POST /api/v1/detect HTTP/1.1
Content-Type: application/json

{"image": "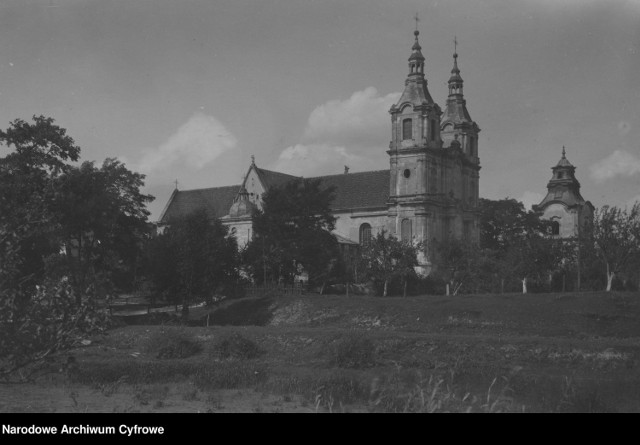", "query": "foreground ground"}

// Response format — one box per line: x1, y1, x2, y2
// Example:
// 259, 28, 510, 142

3, 291, 640, 413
